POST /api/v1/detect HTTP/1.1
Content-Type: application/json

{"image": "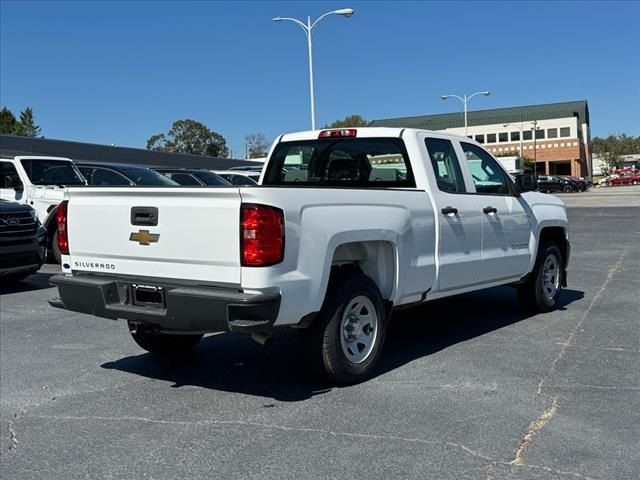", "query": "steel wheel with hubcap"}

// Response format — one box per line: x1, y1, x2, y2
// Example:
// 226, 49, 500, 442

518, 241, 563, 312
340, 295, 379, 364
304, 270, 387, 384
